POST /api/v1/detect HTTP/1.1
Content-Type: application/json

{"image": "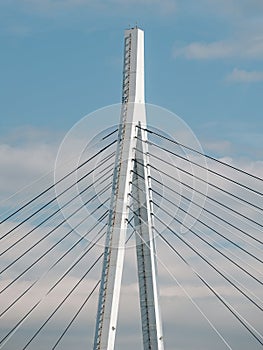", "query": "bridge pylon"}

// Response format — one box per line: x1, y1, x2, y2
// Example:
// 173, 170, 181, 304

93, 27, 164, 350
